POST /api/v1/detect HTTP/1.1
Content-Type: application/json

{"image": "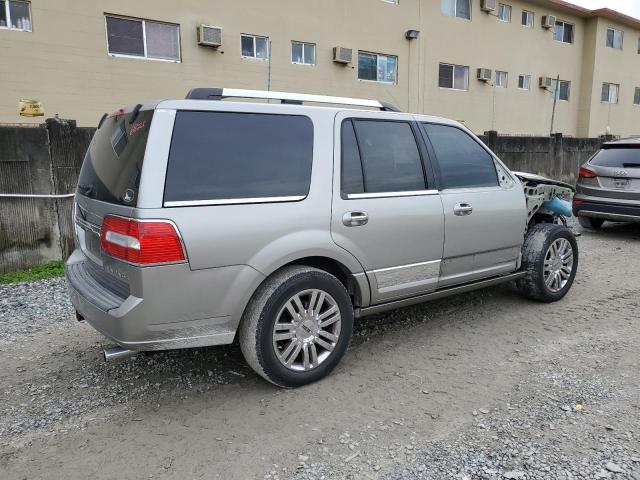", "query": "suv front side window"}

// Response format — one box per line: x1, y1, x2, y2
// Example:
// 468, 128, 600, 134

341, 119, 426, 196
423, 124, 498, 189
